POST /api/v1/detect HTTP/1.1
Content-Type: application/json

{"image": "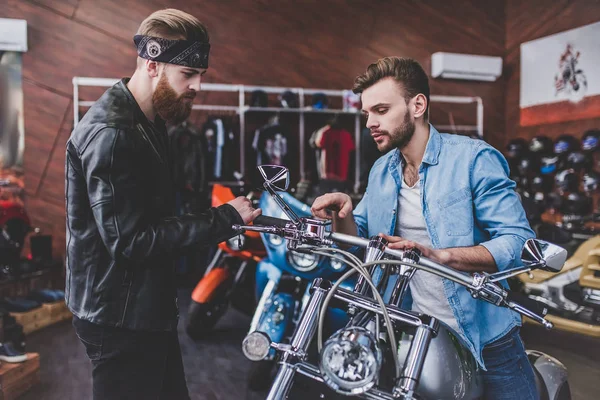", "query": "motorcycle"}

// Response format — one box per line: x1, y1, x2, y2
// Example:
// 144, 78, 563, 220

516, 221, 600, 337
246, 182, 349, 390
239, 165, 571, 400
186, 184, 266, 338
